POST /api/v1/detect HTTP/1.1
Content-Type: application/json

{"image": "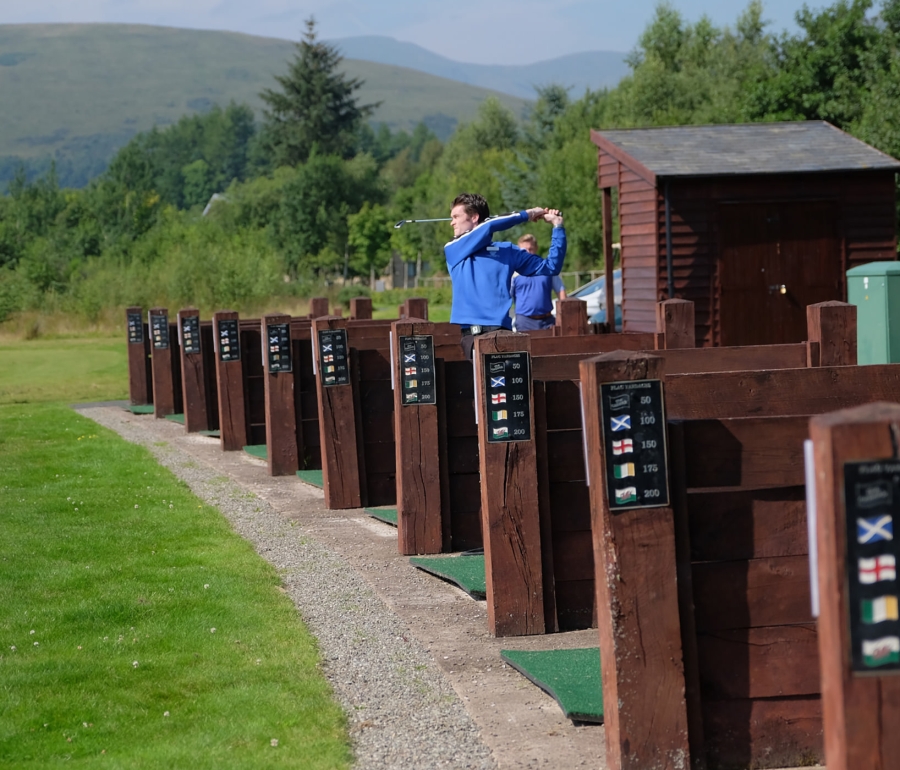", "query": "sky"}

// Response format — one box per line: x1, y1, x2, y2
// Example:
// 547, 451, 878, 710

2, 0, 817, 65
